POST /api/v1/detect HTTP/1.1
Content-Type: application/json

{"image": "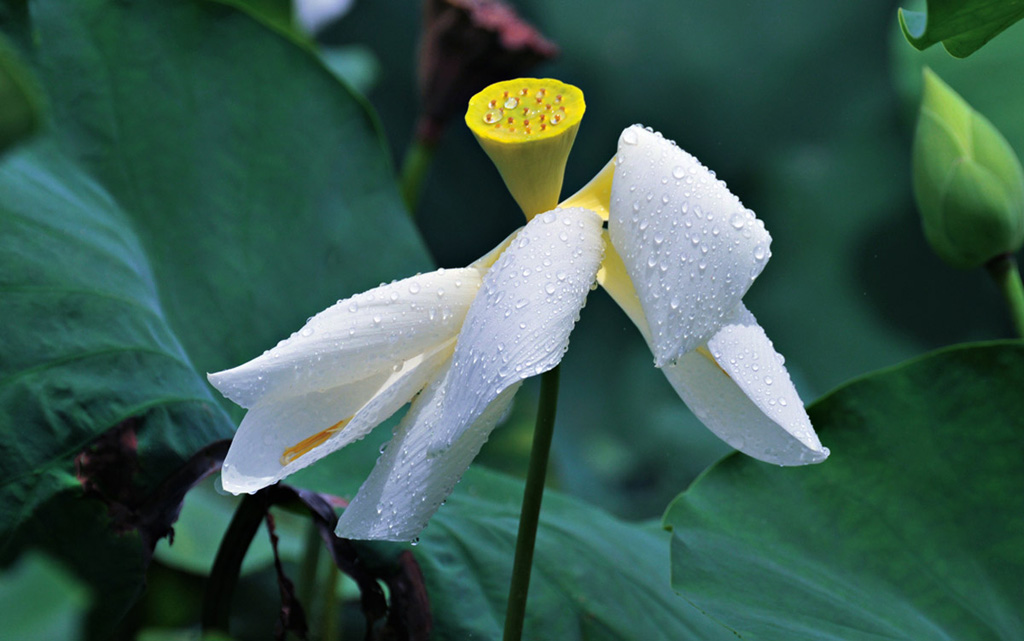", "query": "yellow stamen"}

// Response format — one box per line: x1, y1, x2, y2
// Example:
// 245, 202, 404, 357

280, 416, 353, 466
596, 232, 648, 337
696, 345, 730, 377
596, 241, 732, 379
465, 78, 585, 220
559, 156, 615, 221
